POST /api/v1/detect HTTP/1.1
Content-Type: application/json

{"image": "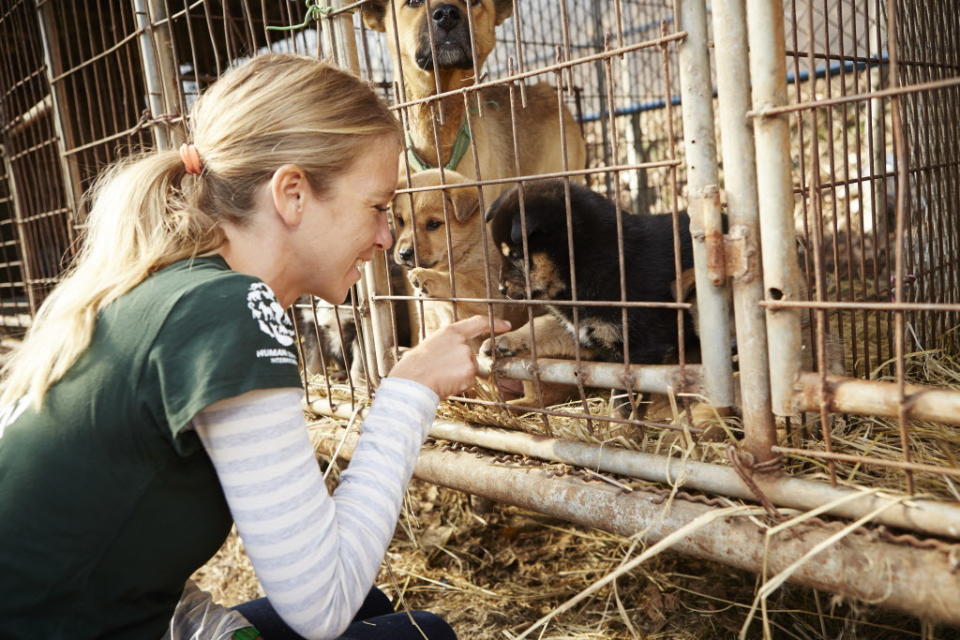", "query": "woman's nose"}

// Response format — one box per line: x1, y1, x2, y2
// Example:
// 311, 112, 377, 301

374, 216, 393, 251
